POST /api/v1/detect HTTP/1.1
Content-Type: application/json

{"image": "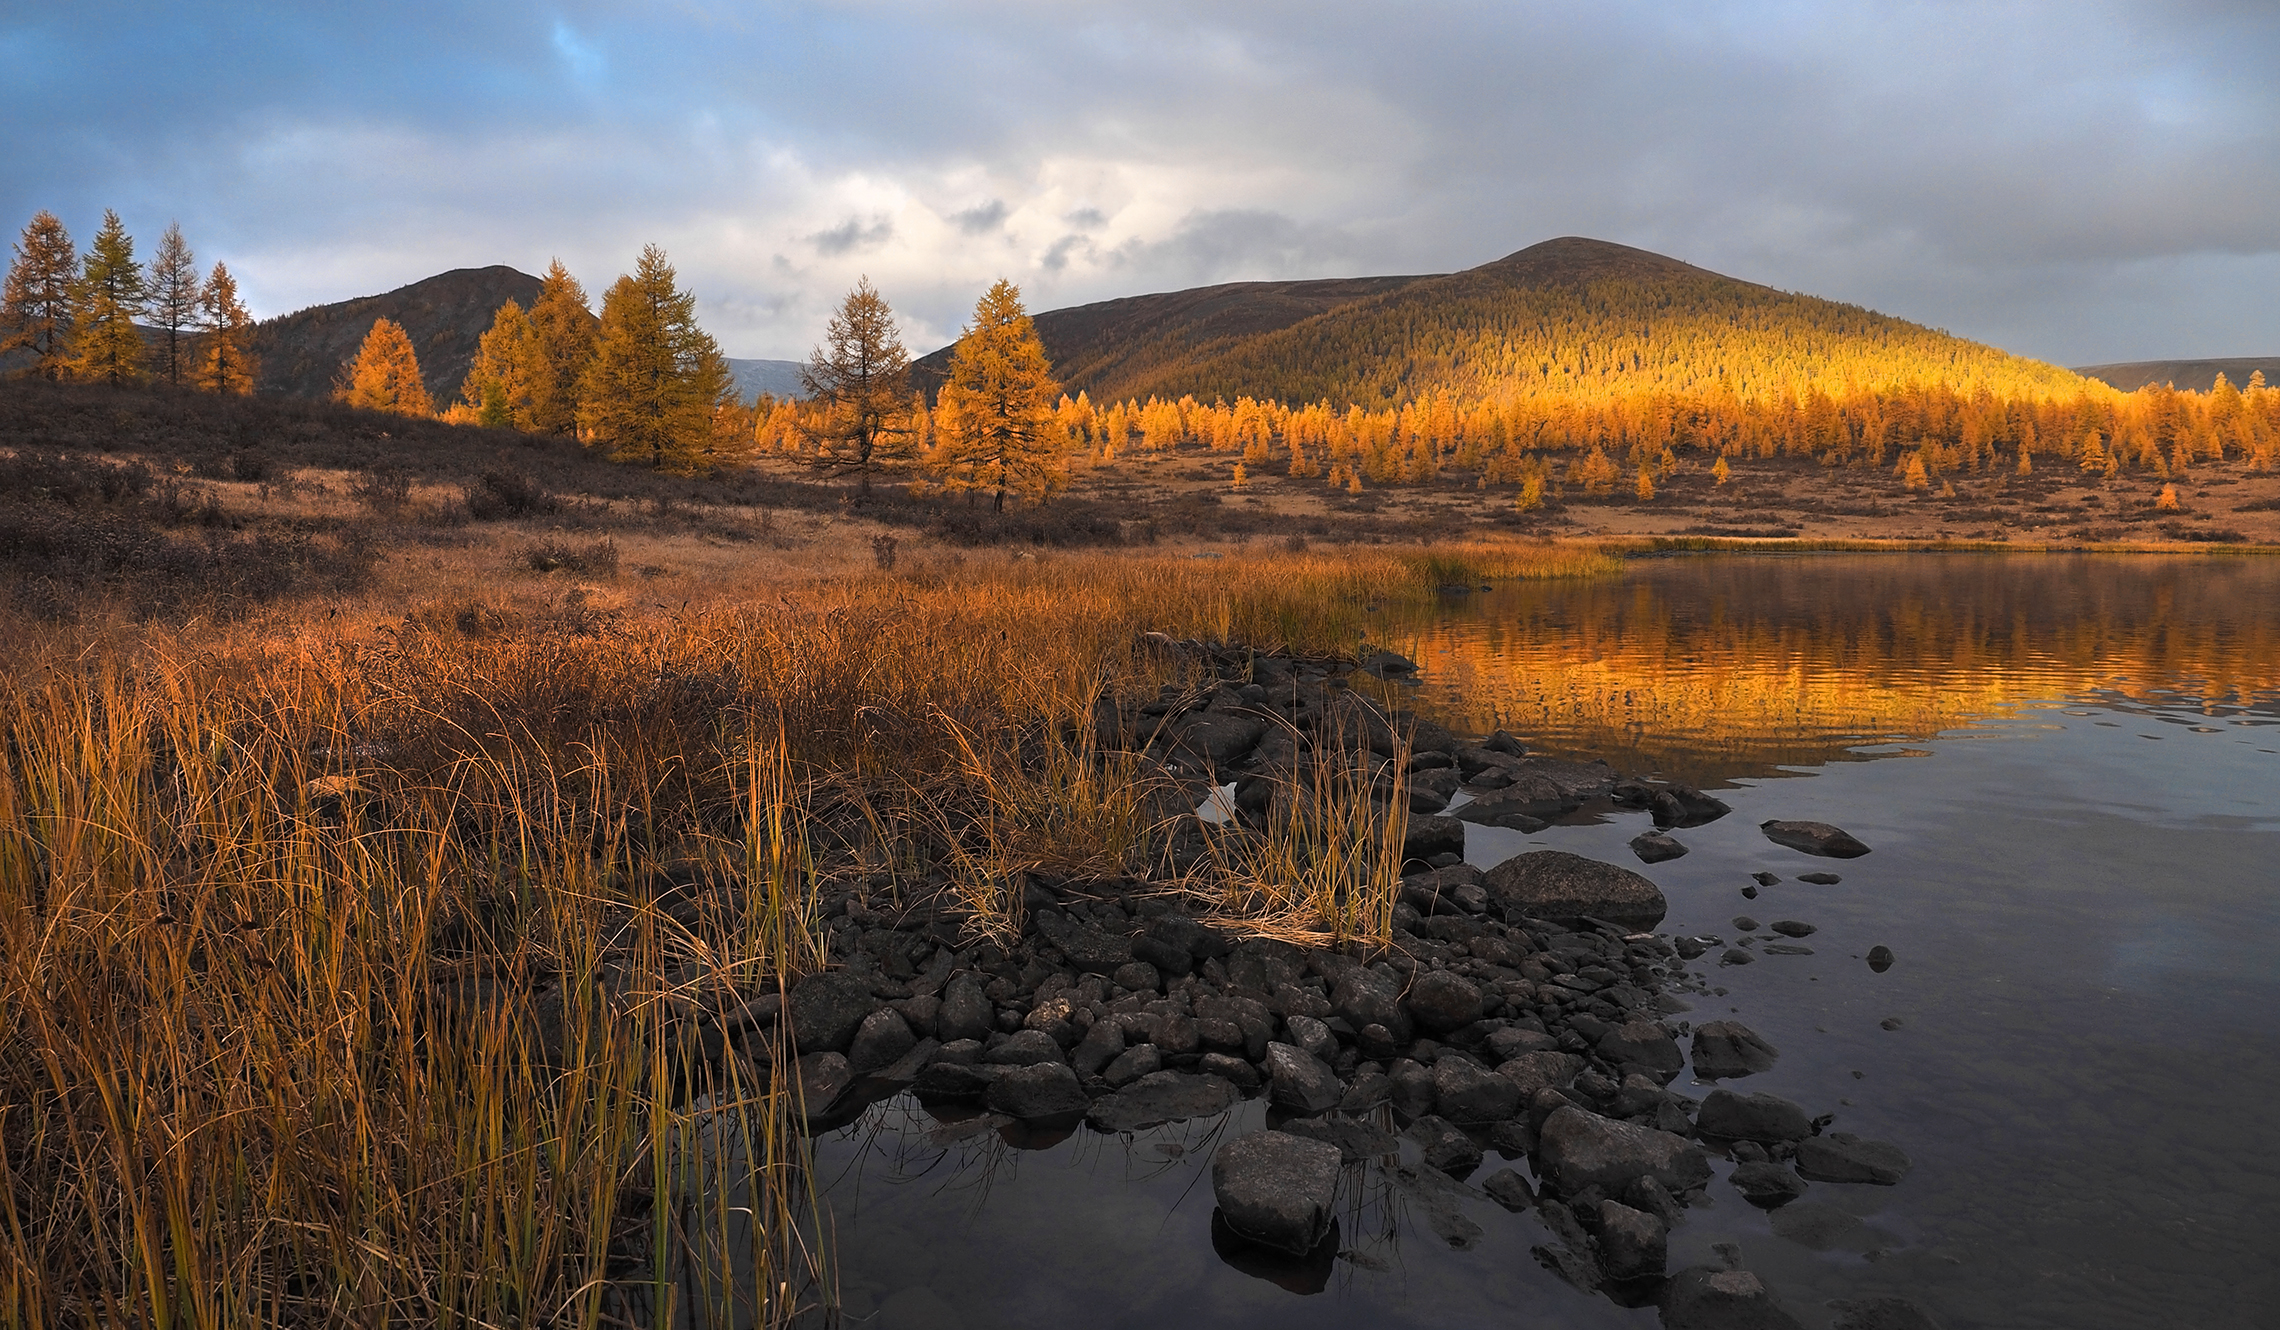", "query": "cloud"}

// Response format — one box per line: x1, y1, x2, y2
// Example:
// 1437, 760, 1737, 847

806, 215, 894, 256
949, 199, 1008, 235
